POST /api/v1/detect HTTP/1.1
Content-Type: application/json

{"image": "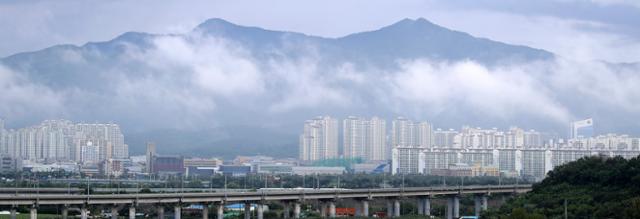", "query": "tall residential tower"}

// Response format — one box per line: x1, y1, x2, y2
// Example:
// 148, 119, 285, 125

343, 117, 387, 161
299, 116, 338, 161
